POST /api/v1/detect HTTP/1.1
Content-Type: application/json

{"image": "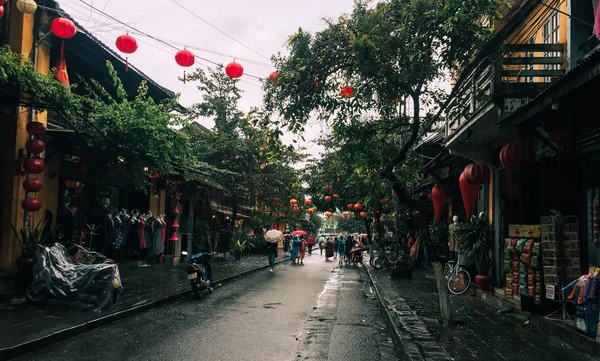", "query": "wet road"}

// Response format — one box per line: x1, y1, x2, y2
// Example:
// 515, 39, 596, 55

13, 254, 399, 361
